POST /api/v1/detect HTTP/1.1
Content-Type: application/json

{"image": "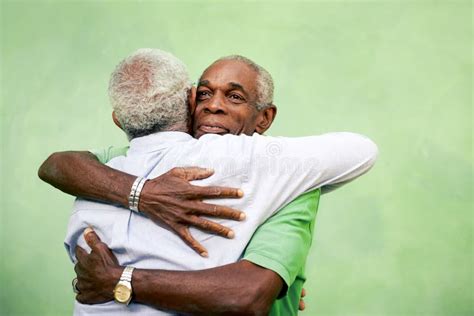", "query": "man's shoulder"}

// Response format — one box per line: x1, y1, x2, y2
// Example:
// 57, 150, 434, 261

196, 132, 272, 148
90, 145, 129, 164
194, 133, 253, 150
198, 132, 261, 141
